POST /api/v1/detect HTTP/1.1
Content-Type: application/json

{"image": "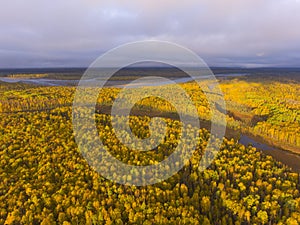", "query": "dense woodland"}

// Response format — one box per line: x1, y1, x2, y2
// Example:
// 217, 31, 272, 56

222, 77, 300, 152
1, 107, 300, 224
0, 74, 299, 224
